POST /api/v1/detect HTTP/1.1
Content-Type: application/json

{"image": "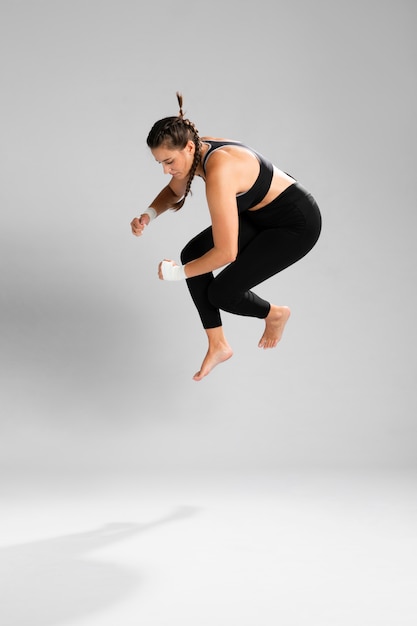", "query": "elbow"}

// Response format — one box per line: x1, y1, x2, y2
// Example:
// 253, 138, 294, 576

229, 245, 238, 263
218, 248, 238, 266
